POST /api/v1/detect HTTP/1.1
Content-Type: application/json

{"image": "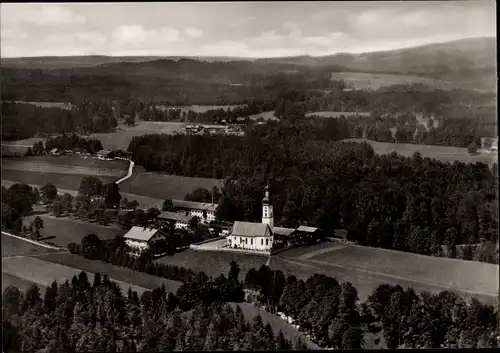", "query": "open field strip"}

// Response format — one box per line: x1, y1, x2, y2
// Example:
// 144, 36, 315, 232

1, 231, 62, 250
306, 111, 370, 118
298, 244, 349, 259
228, 302, 321, 350
247, 111, 278, 121
155, 104, 244, 113
1, 232, 67, 258
37, 252, 182, 294
330, 72, 453, 90
2, 272, 46, 293
345, 138, 497, 165
2, 256, 150, 295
